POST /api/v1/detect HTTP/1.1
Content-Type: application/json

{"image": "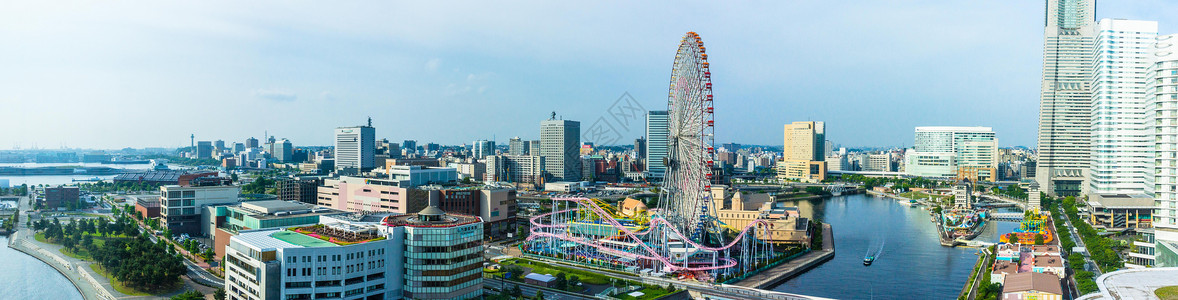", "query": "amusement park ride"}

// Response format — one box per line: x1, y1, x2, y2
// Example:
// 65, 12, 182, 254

522, 32, 785, 282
